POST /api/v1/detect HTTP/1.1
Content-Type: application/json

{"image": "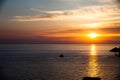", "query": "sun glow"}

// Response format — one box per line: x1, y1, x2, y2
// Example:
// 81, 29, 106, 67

88, 33, 99, 38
